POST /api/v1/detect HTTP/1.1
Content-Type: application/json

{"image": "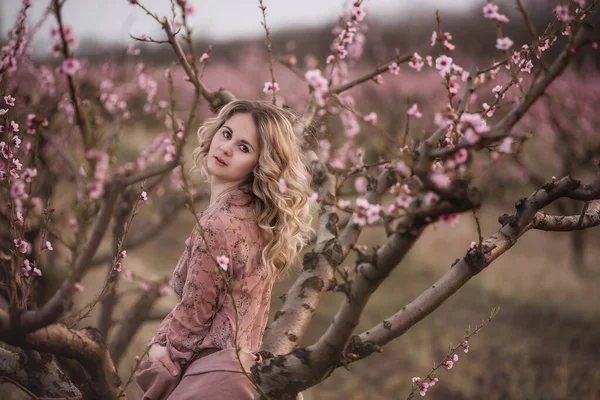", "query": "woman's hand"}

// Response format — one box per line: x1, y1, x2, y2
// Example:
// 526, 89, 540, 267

148, 344, 179, 376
